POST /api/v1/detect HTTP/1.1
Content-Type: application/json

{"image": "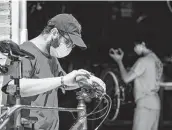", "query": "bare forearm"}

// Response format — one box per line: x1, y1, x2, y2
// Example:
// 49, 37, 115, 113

8, 77, 62, 97
117, 61, 128, 82
159, 82, 172, 87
